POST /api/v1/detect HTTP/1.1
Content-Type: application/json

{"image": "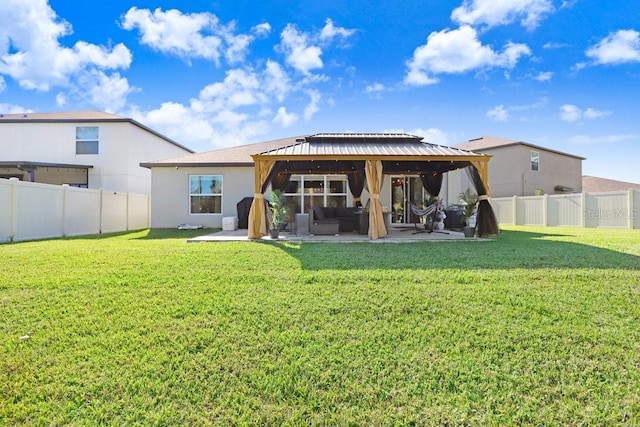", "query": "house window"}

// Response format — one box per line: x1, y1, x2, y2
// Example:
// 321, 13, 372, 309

531, 151, 539, 172
189, 175, 222, 214
76, 126, 99, 154
284, 175, 348, 213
